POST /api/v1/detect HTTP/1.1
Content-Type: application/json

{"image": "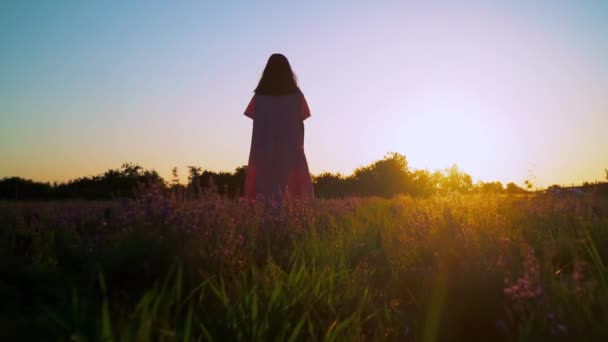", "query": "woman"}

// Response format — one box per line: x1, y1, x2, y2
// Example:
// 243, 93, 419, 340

244, 53, 314, 200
